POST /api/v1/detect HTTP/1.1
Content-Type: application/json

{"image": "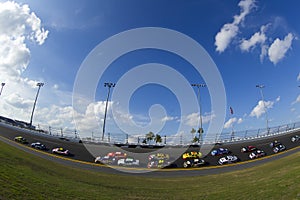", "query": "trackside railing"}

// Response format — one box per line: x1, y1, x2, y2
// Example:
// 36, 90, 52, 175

1, 118, 300, 146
